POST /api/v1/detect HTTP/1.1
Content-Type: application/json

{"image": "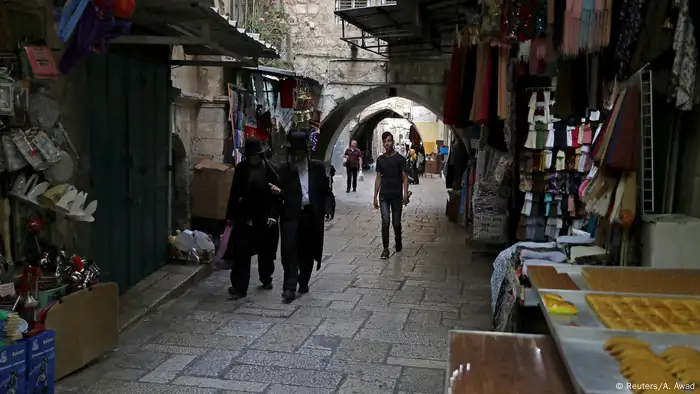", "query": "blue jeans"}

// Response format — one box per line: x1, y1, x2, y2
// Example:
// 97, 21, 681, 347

380, 198, 402, 248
